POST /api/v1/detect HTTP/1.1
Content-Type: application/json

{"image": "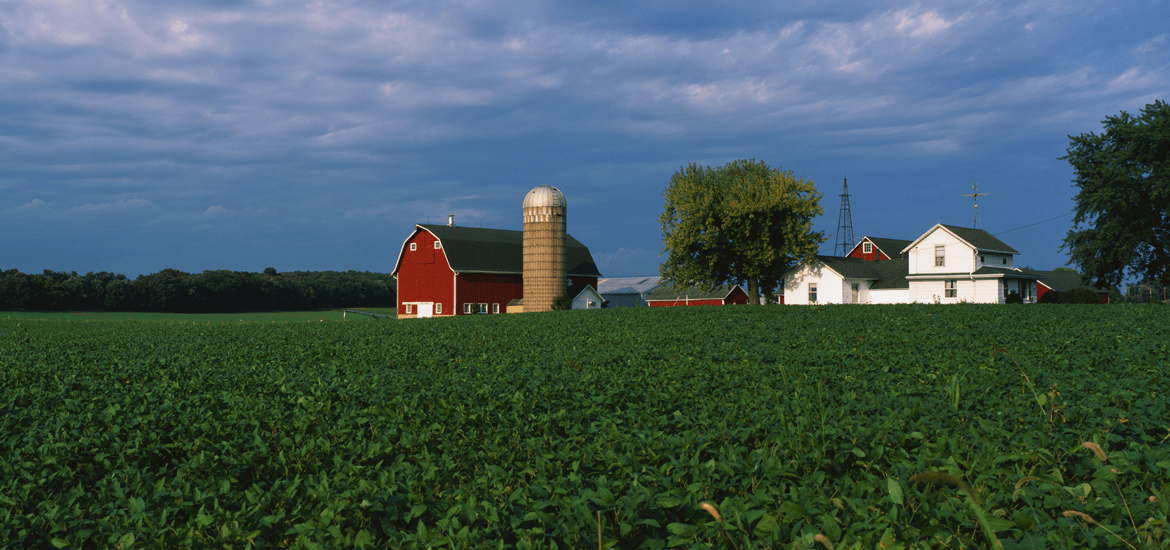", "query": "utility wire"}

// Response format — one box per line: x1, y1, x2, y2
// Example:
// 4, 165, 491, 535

995, 211, 1074, 236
